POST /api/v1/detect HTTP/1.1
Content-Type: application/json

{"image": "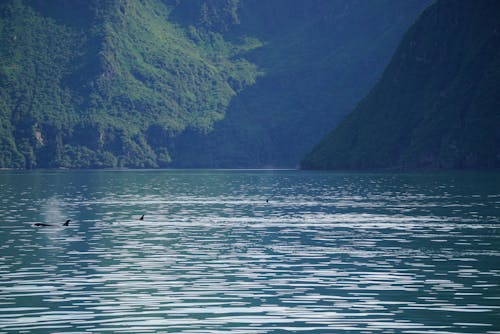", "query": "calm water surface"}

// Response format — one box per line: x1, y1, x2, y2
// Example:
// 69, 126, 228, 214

0, 170, 499, 333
